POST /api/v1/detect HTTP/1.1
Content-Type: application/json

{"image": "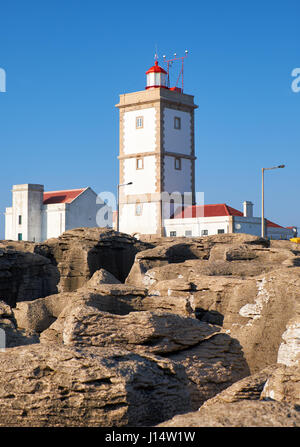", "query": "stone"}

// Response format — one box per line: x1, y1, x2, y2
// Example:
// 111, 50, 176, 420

49, 306, 221, 354
261, 364, 300, 406
0, 300, 39, 348
15, 283, 148, 334
86, 269, 121, 286
34, 228, 152, 292
0, 247, 59, 307
157, 400, 300, 427
0, 344, 191, 427
277, 319, 300, 367
167, 332, 250, 410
